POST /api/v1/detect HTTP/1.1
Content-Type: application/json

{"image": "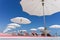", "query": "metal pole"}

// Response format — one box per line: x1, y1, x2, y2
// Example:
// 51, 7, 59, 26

55, 32, 58, 37
42, 0, 46, 28
42, 0, 47, 36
